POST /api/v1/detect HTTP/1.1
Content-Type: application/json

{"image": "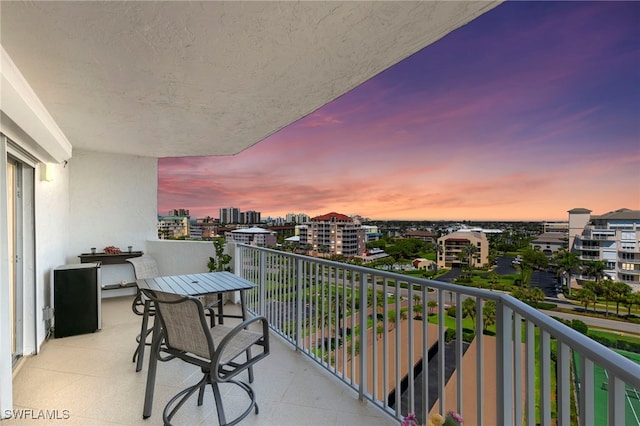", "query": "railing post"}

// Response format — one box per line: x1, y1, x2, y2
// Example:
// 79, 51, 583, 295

258, 250, 267, 317
513, 313, 522, 426
456, 293, 463, 417
438, 289, 446, 414
358, 273, 368, 402
496, 300, 513, 426
579, 355, 594, 426
296, 258, 303, 350
557, 342, 570, 426
476, 298, 485, 426
608, 375, 626, 426
540, 330, 551, 426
